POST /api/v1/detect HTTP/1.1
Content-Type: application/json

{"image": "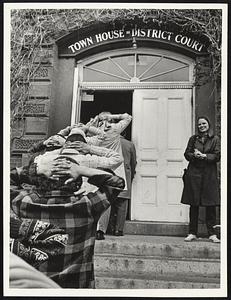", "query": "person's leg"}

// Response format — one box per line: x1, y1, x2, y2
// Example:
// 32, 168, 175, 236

189, 205, 199, 235
115, 197, 128, 234
107, 203, 117, 234
96, 206, 111, 239
206, 206, 216, 236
